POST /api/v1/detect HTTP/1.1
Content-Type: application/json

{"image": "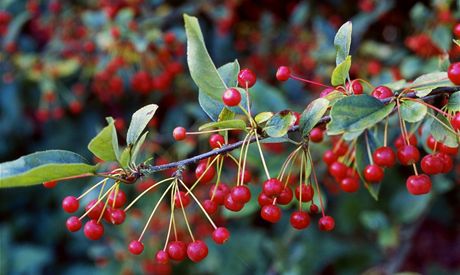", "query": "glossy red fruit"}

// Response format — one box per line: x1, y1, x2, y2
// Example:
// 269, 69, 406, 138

222, 88, 241, 106
340, 177, 360, 193
421, 154, 444, 175
397, 145, 420, 165
435, 153, 453, 173
167, 241, 187, 261
348, 80, 363, 95
261, 205, 282, 223
309, 127, 324, 143
310, 204, 319, 214
107, 208, 126, 225
448, 62, 460, 85
295, 184, 314, 202
454, 23, 460, 38
328, 161, 348, 180
156, 250, 169, 264
277, 187, 293, 205
239, 169, 252, 184
451, 112, 460, 131
394, 134, 418, 149
318, 216, 335, 231
258, 192, 274, 206
212, 227, 230, 244
224, 194, 244, 212
85, 200, 105, 220
238, 68, 257, 88
372, 146, 396, 167
43, 180, 57, 188
108, 190, 126, 208
293, 111, 301, 125
187, 240, 208, 262
333, 142, 349, 156
209, 183, 230, 205
363, 164, 384, 183
276, 66, 291, 81
66, 216, 82, 232
173, 127, 187, 141
203, 199, 218, 215
290, 211, 310, 230
84, 220, 104, 240
231, 185, 251, 204
128, 240, 144, 255
174, 191, 191, 208
262, 178, 283, 197
323, 150, 338, 165
371, 86, 393, 99
209, 134, 225, 149
195, 162, 215, 184
426, 135, 437, 150
438, 143, 459, 156
406, 174, 432, 195
62, 196, 79, 213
